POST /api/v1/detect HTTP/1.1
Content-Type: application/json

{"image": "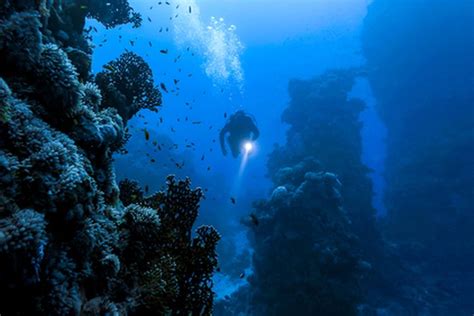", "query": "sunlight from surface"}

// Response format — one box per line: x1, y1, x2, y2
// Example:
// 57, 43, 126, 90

172, 0, 244, 87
